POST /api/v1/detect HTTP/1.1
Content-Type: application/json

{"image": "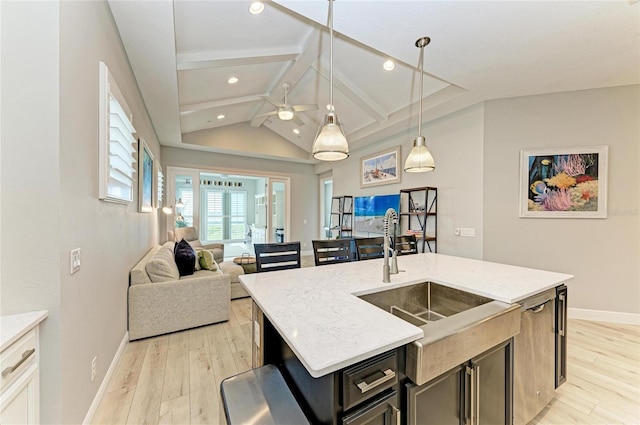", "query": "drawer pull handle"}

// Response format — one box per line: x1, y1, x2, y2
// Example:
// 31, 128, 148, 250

356, 368, 395, 393
2, 349, 35, 377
